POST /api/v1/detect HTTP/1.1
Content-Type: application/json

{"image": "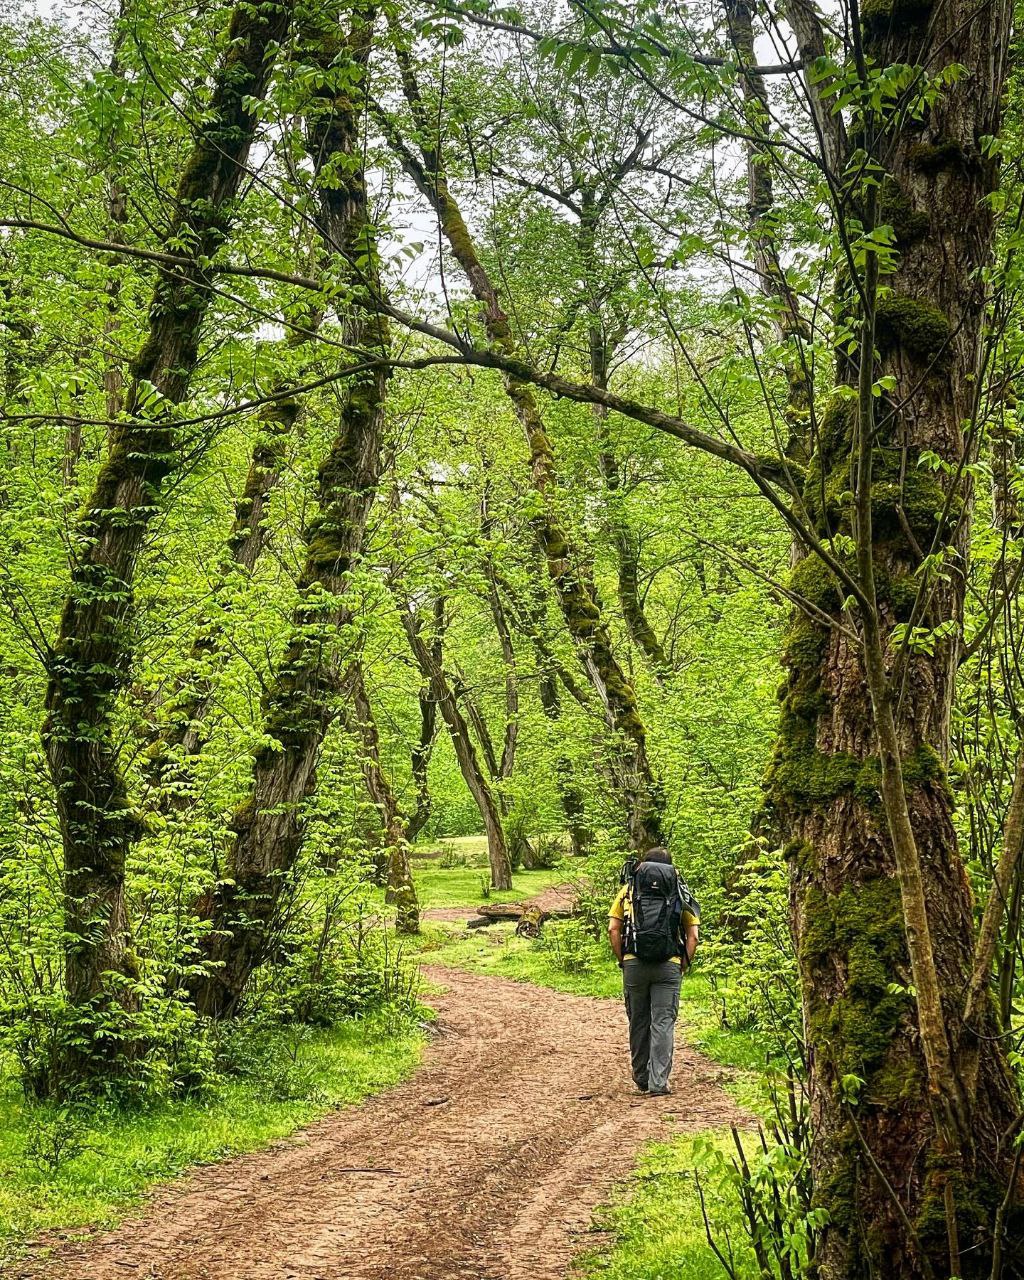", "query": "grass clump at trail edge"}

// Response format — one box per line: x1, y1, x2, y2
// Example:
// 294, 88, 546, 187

581, 1133, 769, 1280
0, 1009, 424, 1261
